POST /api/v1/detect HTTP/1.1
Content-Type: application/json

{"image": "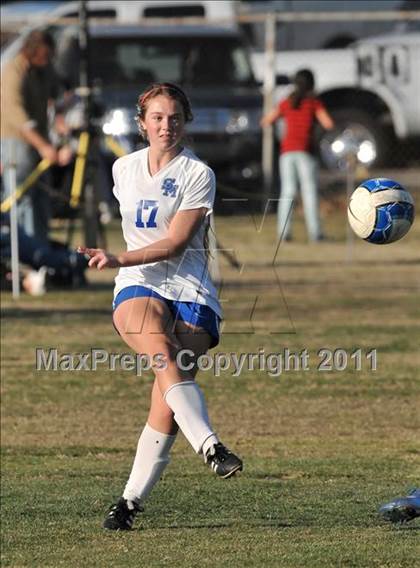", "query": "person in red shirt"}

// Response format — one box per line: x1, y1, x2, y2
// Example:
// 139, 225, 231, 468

261, 69, 334, 242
